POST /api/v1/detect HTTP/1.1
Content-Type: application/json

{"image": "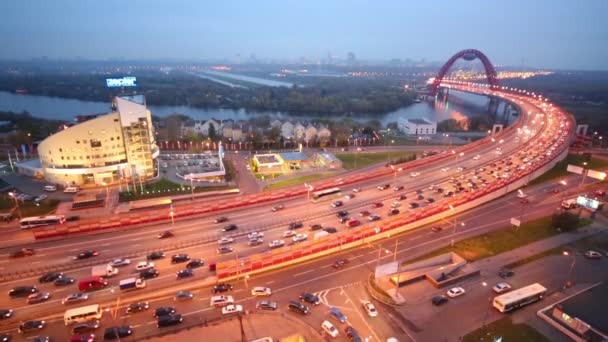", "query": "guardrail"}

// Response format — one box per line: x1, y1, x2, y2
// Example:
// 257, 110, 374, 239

215, 92, 577, 280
